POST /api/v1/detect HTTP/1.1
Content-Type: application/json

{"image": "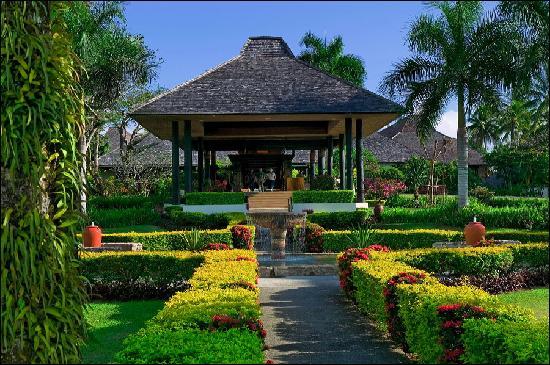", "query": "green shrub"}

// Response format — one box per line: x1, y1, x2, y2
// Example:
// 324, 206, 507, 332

154, 288, 260, 330
310, 174, 337, 190
469, 186, 495, 204
379, 166, 405, 181
167, 211, 230, 230
115, 328, 264, 364
506, 243, 550, 269
88, 195, 151, 209
80, 251, 203, 299
462, 318, 549, 364
185, 192, 245, 205
488, 196, 549, 209
308, 210, 371, 230
101, 230, 232, 250
88, 207, 161, 228
292, 190, 354, 203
